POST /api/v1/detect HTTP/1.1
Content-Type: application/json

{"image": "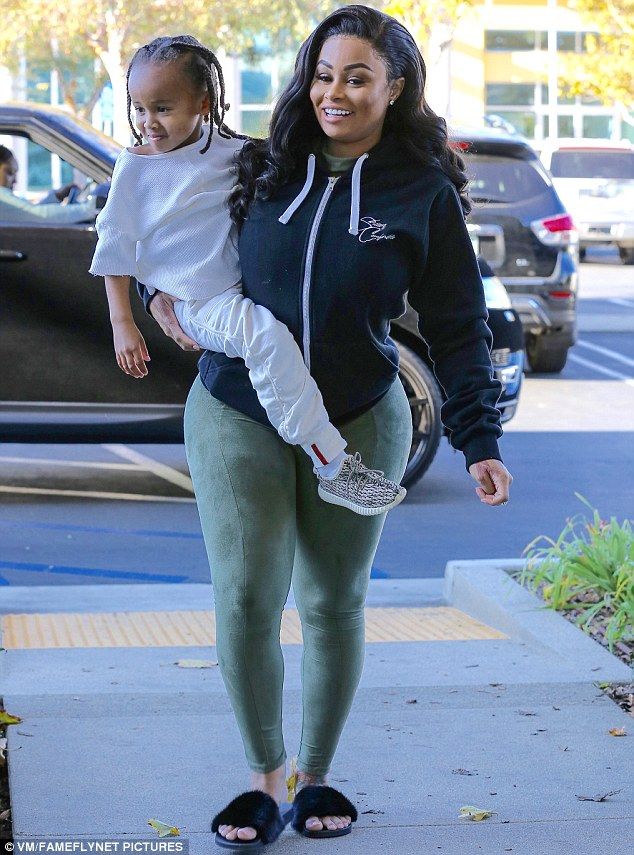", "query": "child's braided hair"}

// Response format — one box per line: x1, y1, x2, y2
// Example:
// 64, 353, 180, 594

126, 34, 243, 153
